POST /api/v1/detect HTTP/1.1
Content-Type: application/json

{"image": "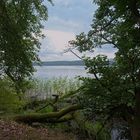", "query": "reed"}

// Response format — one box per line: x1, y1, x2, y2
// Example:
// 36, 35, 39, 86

26, 77, 82, 100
